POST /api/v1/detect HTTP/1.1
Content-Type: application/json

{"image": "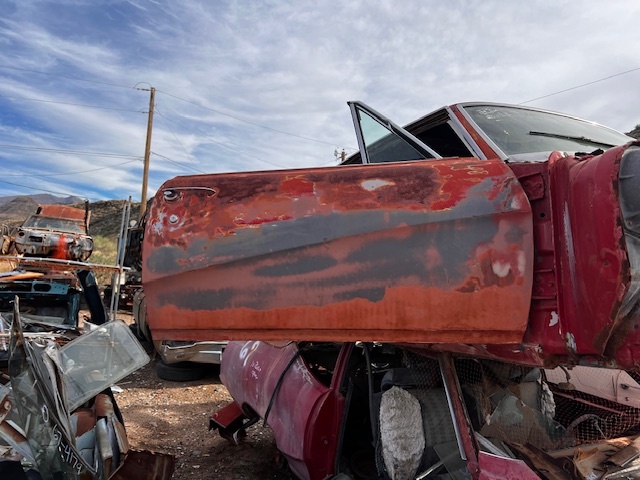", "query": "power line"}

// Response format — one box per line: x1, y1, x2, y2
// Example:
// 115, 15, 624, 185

1, 67, 346, 152
0, 94, 145, 113
0, 65, 137, 90
0, 144, 140, 159
151, 152, 207, 174
155, 111, 288, 168
0, 178, 90, 200
155, 106, 195, 164
0, 159, 142, 178
157, 89, 354, 149
520, 66, 640, 104
156, 108, 341, 172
